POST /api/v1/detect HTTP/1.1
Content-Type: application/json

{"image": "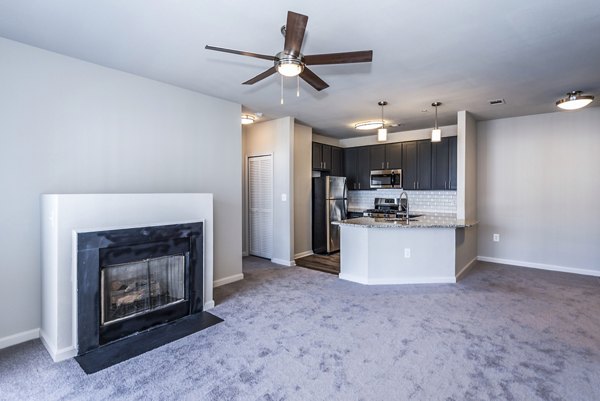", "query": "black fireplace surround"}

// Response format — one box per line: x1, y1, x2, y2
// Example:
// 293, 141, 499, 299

75, 222, 222, 374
